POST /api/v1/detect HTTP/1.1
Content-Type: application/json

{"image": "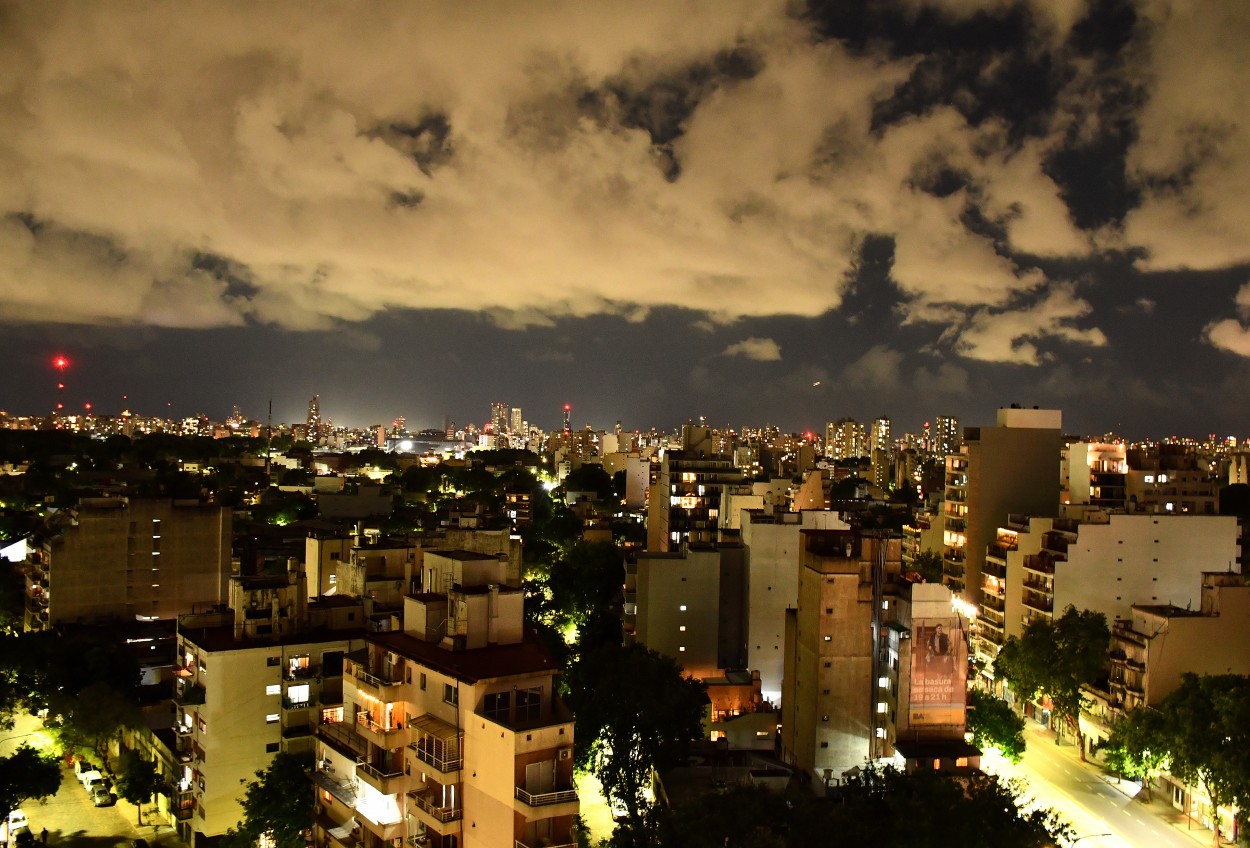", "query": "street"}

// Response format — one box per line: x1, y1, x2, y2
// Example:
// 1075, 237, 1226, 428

987, 725, 1219, 848
1, 714, 148, 848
